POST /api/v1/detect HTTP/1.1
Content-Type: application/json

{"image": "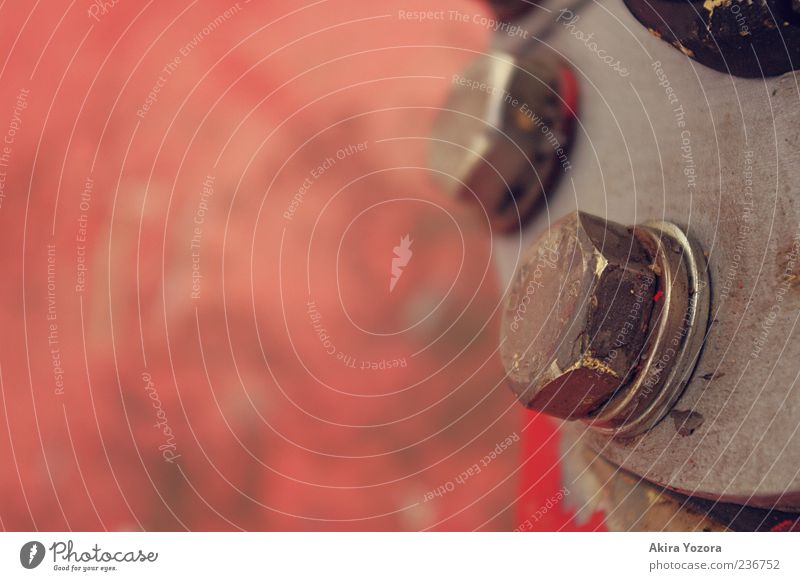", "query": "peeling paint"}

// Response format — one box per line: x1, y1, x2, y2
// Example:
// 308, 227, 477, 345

703, 0, 730, 19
